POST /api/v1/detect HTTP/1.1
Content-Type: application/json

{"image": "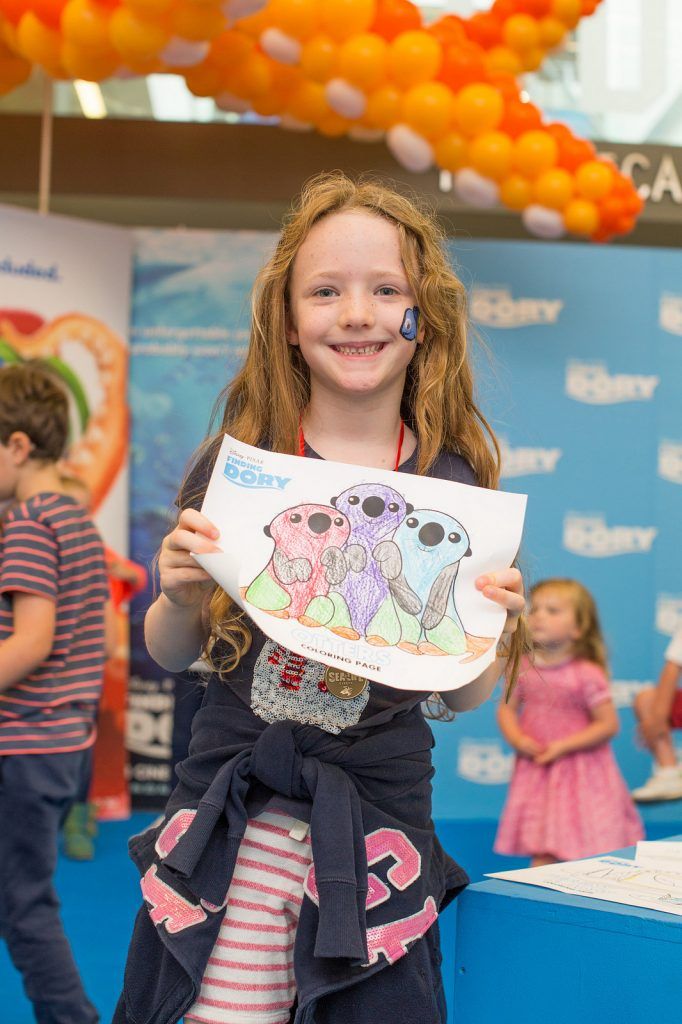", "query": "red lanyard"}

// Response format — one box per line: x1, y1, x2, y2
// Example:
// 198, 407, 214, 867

298, 419, 405, 471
